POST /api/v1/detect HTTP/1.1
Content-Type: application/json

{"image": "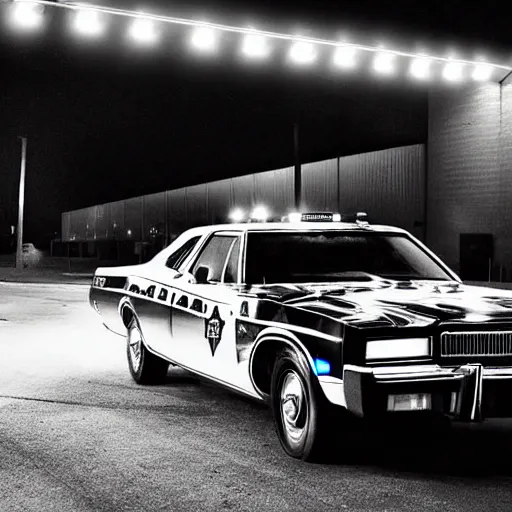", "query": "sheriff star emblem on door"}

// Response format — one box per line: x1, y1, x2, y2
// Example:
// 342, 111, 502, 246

204, 305, 225, 356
